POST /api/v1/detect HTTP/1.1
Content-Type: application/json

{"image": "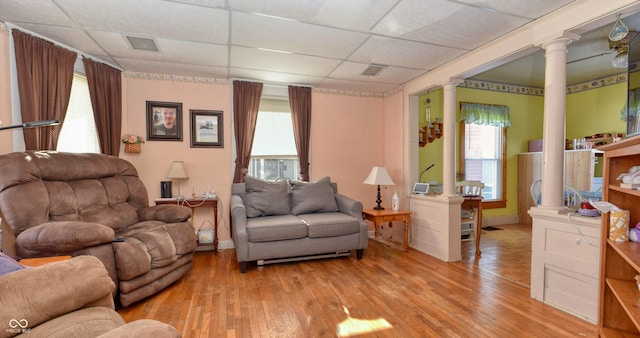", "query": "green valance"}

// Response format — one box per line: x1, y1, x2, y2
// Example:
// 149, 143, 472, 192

460, 102, 511, 127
